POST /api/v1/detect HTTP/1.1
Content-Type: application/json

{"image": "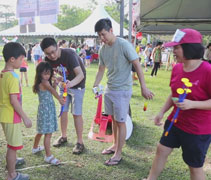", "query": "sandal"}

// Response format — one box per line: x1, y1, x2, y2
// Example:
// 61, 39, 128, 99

104, 158, 122, 166
101, 149, 115, 155
32, 146, 44, 154
44, 155, 61, 165
72, 143, 85, 155
13, 172, 29, 180
53, 136, 67, 147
